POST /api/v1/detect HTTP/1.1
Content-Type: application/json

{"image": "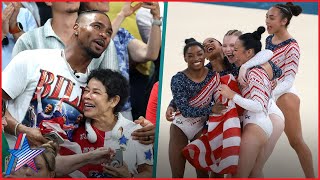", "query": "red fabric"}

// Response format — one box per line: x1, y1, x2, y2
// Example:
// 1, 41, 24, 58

145, 82, 159, 125
59, 125, 105, 177
182, 74, 241, 175
221, 75, 244, 116
39, 117, 68, 139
